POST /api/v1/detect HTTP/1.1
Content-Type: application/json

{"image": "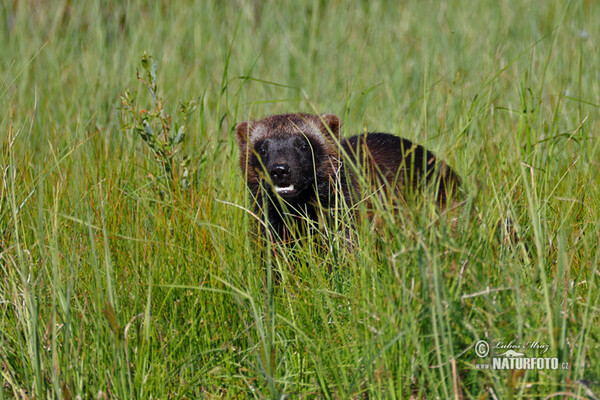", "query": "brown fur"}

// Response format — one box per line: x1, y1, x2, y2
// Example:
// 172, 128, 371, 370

235, 113, 460, 241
